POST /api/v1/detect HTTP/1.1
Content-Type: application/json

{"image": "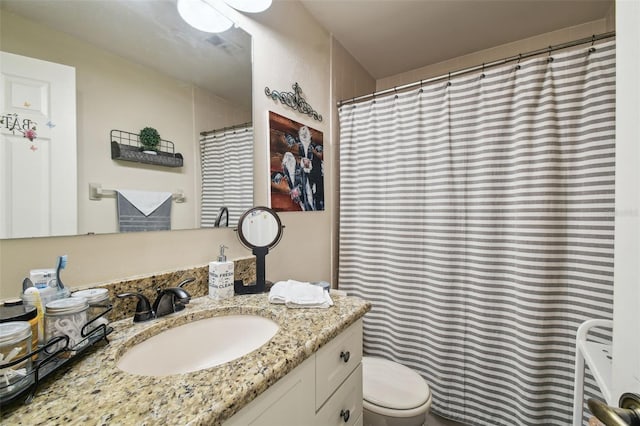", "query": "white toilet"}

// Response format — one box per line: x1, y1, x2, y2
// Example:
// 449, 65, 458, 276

362, 356, 432, 426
